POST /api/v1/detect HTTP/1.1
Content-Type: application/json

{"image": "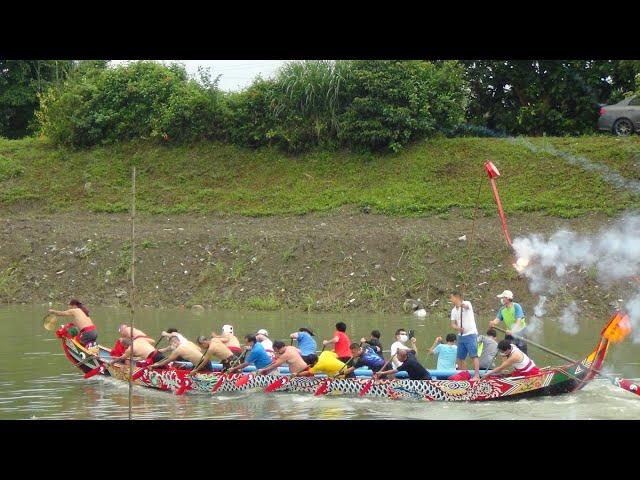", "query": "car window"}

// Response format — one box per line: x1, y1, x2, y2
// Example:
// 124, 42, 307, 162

629, 97, 640, 106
